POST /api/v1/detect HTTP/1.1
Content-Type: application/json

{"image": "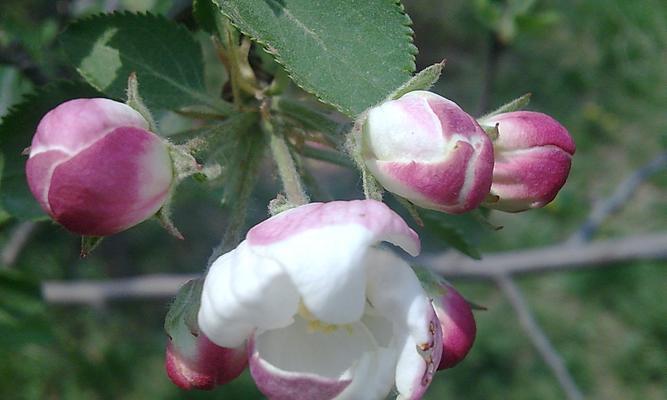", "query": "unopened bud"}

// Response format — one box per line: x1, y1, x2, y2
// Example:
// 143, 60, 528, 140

362, 91, 494, 213
25, 98, 173, 235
